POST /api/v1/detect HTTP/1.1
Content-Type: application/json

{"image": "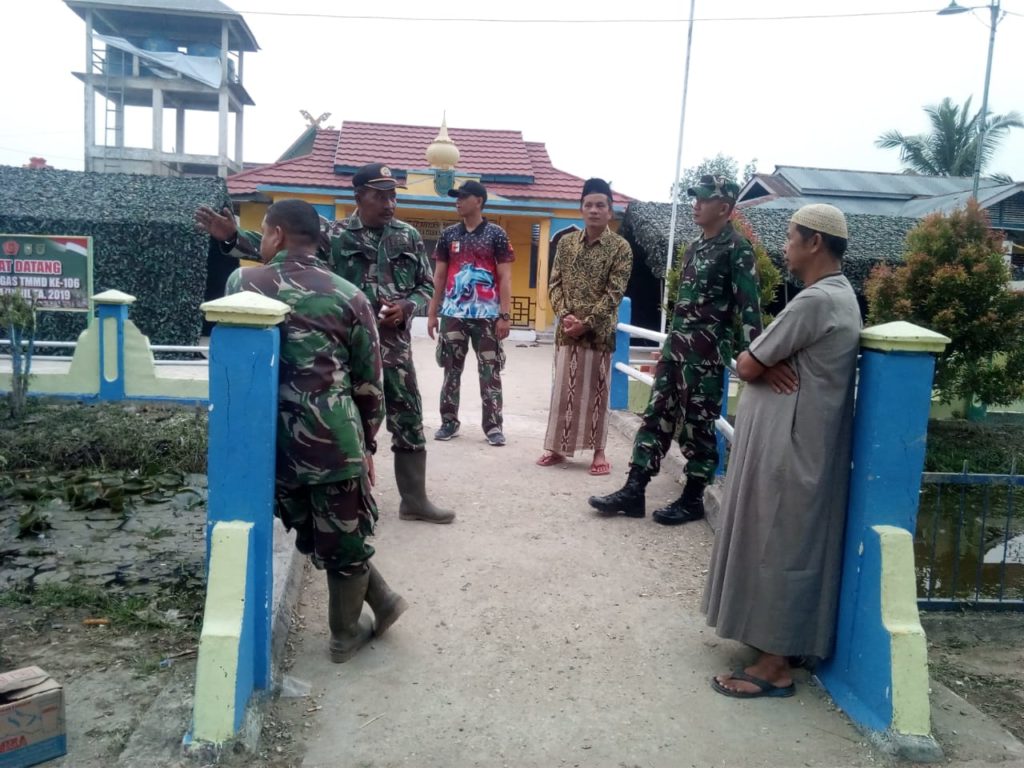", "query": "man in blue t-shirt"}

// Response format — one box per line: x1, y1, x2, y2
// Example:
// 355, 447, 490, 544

427, 181, 514, 446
